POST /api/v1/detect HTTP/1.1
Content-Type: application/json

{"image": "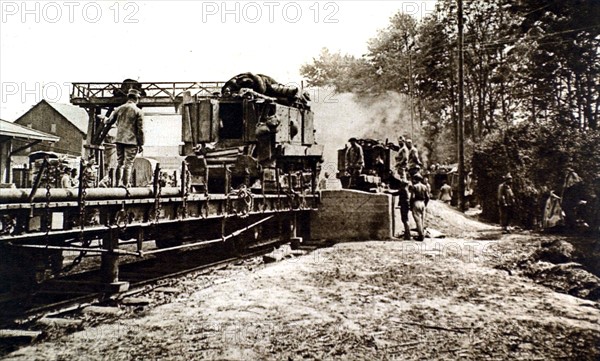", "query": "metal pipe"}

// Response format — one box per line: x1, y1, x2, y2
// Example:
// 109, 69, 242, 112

7, 243, 140, 255
0, 187, 181, 202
